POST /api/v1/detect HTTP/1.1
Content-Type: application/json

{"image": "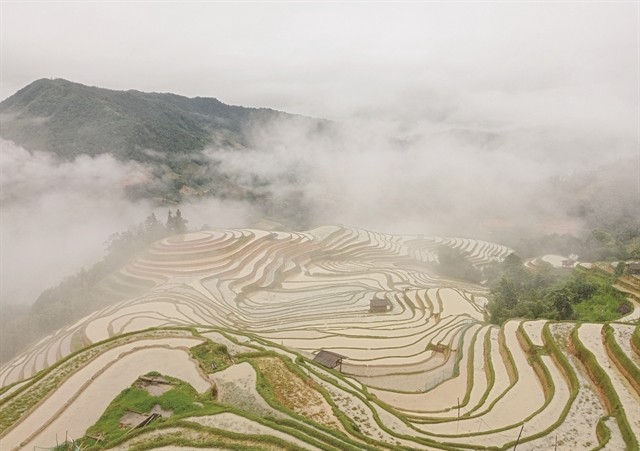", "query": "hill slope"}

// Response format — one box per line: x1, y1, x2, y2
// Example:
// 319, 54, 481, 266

0, 78, 300, 159
0, 78, 327, 216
